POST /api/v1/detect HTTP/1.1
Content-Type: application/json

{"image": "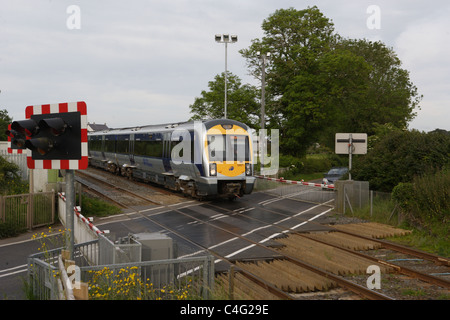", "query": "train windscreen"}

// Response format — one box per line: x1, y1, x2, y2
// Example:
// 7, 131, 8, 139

207, 134, 250, 162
